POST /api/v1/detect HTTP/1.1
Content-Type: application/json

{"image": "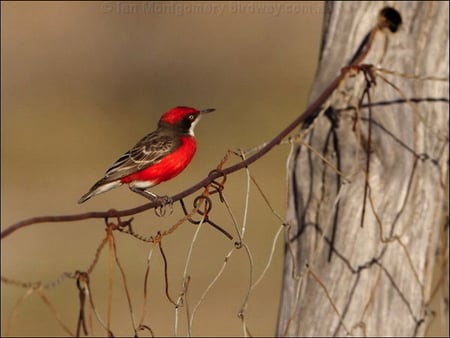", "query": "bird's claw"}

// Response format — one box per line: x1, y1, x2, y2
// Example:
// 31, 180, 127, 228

154, 195, 173, 217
